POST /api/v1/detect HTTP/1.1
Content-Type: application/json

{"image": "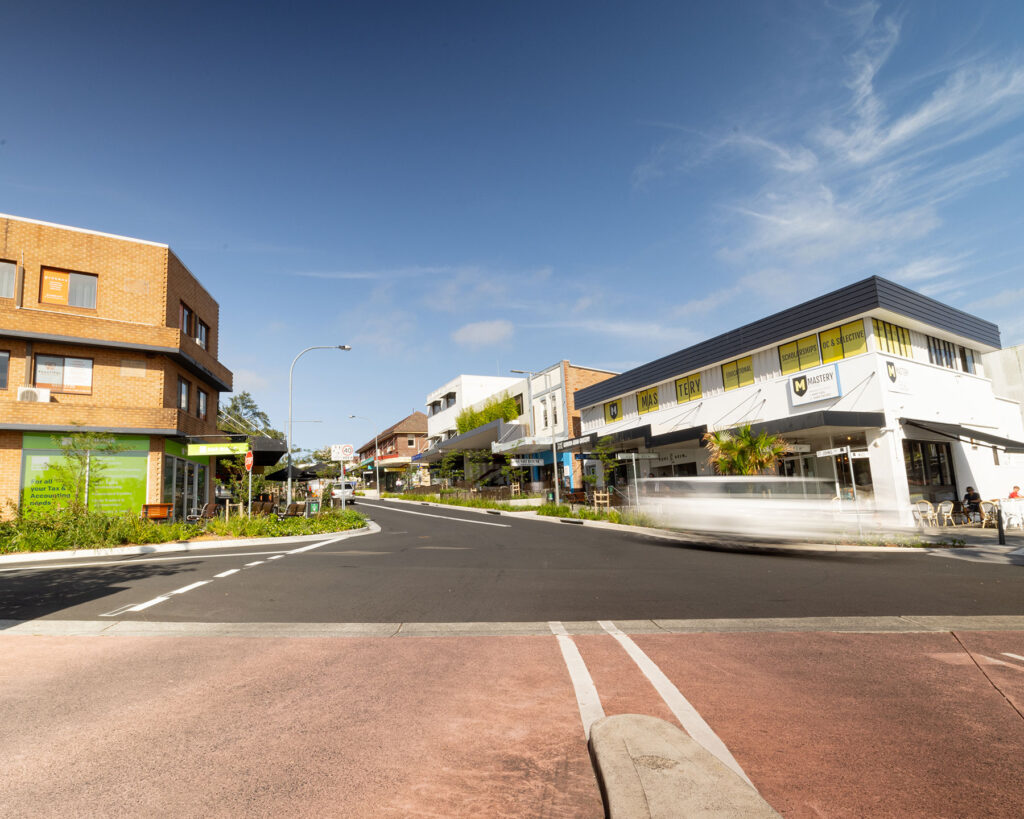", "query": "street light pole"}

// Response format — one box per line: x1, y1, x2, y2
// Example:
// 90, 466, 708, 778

288, 345, 351, 506
511, 367, 560, 506
349, 415, 380, 497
